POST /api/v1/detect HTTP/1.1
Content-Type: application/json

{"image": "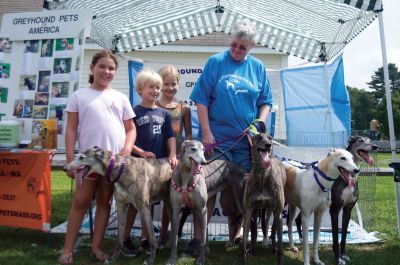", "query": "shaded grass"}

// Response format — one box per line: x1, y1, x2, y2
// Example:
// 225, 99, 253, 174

0, 166, 400, 264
